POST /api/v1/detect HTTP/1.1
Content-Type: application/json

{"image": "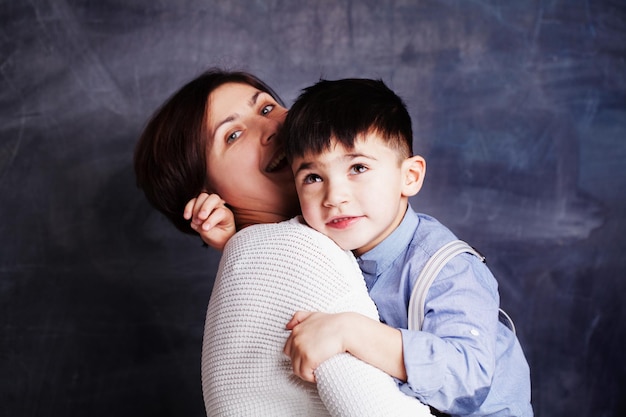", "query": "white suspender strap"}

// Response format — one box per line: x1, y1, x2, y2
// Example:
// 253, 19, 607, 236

407, 240, 485, 331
